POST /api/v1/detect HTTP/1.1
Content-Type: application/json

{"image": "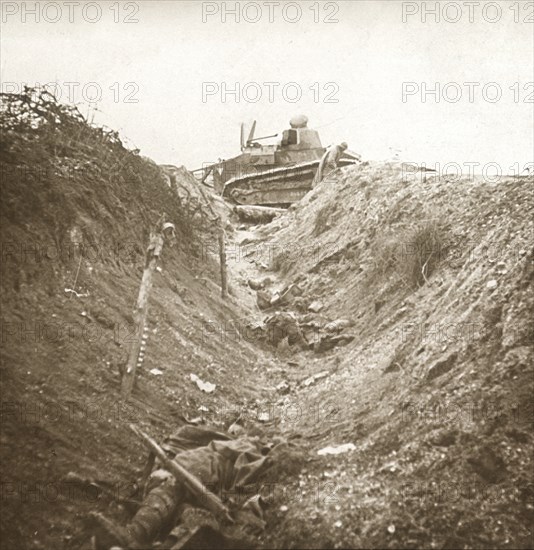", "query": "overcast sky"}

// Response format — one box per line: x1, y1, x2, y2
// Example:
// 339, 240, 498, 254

2, 1, 533, 175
